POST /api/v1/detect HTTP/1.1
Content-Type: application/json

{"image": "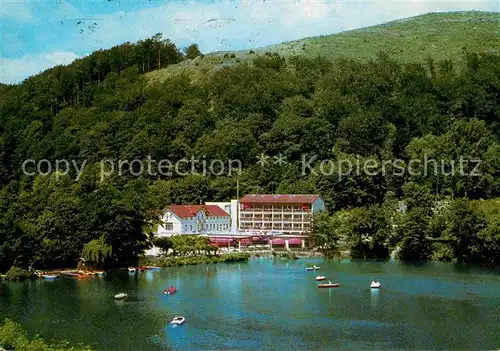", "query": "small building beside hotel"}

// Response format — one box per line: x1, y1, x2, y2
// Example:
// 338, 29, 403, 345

156, 205, 231, 237
238, 194, 325, 235
205, 200, 239, 234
